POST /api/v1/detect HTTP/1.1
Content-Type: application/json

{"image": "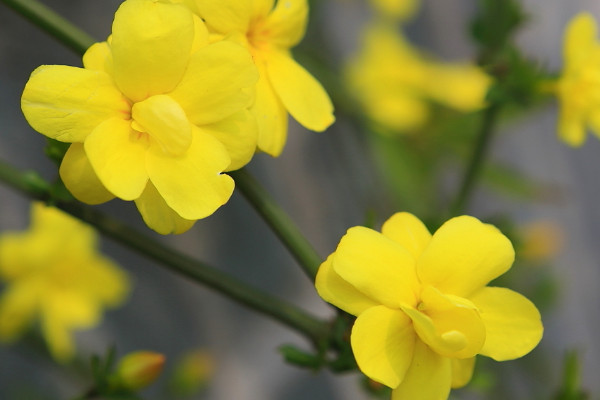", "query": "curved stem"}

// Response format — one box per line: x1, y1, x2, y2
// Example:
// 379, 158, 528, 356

0, 161, 329, 344
230, 169, 323, 281
449, 104, 501, 216
0, 0, 95, 55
